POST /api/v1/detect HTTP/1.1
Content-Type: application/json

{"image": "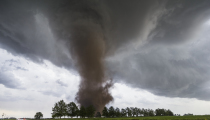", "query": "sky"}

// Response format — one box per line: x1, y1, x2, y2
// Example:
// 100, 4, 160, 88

1, 0, 210, 118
